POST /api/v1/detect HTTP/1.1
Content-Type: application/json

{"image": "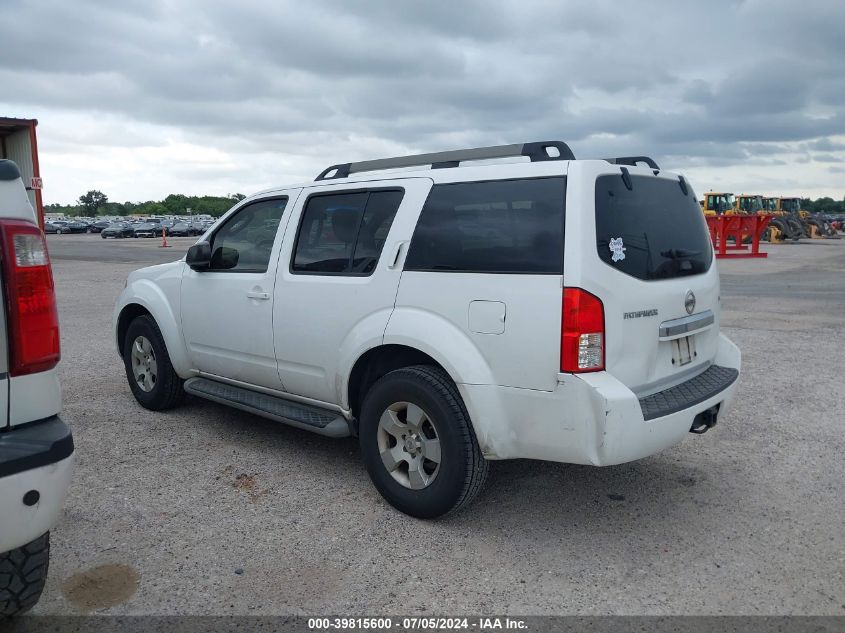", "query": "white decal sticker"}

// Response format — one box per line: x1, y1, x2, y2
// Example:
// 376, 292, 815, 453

609, 237, 626, 262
